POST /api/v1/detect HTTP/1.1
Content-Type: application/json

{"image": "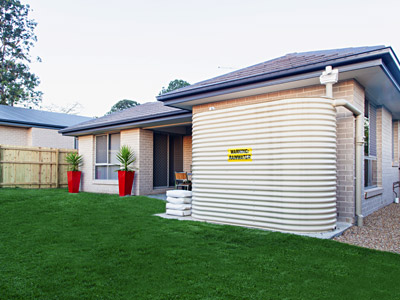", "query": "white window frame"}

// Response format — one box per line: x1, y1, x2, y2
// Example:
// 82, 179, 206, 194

94, 133, 120, 180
